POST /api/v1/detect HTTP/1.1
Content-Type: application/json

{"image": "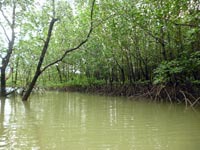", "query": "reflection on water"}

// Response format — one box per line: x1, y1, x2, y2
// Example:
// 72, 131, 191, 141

0, 92, 200, 150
